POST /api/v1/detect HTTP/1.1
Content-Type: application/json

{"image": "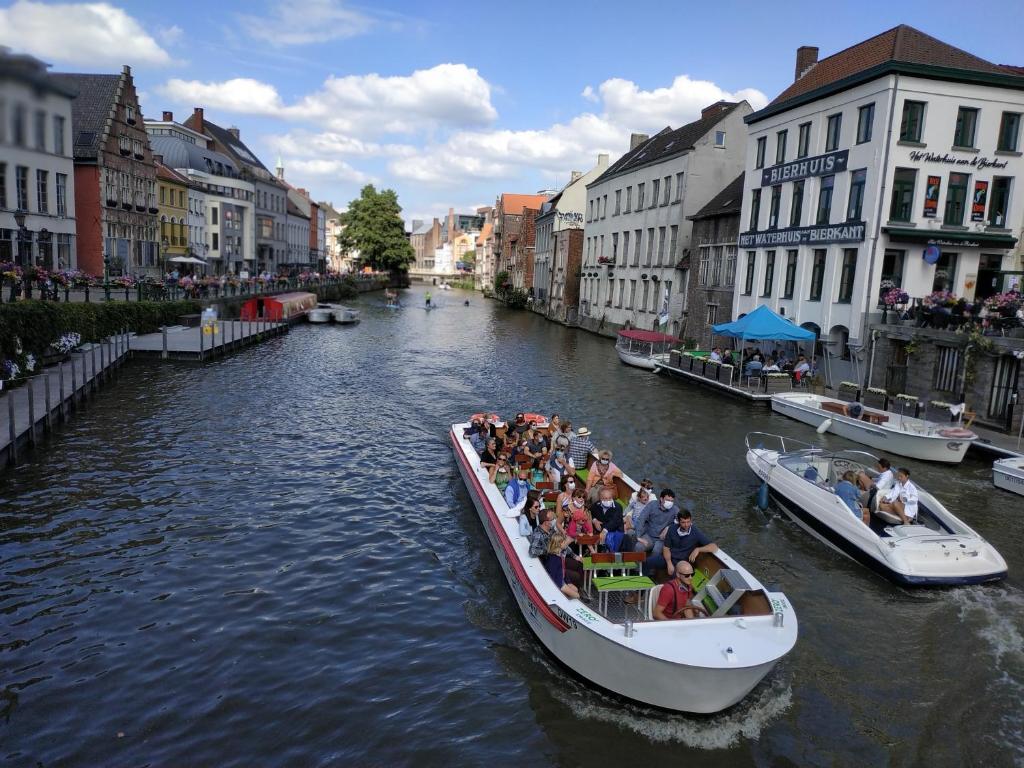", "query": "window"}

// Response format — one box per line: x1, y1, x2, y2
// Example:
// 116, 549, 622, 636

953, 107, 979, 148
847, 169, 866, 221
614, 189, 621, 215
641, 281, 650, 312
755, 137, 766, 169
637, 182, 645, 209
724, 246, 737, 286
0, 100, 5, 144
762, 250, 776, 297
880, 250, 905, 294
633, 229, 641, 265
0, 163, 5, 209
790, 180, 804, 227
663, 176, 671, 205
160, 187, 166, 204
998, 112, 1021, 152
125, 104, 135, 123
34, 109, 45, 150
588, 199, 594, 222
711, 245, 723, 285
624, 186, 632, 213
53, 115, 65, 155
645, 227, 654, 265
715, 130, 726, 147
838, 248, 857, 302
776, 130, 787, 164
933, 346, 961, 393
707, 304, 718, 325
698, 247, 710, 286
743, 251, 755, 295
211, 206, 219, 225
989, 177, 1011, 227
932, 252, 957, 292
602, 195, 607, 219
856, 103, 875, 144
669, 225, 678, 265
629, 280, 637, 309
13, 103, 26, 146
900, 100, 925, 143
825, 113, 842, 151
768, 185, 781, 229
809, 249, 826, 300
783, 250, 797, 298
797, 122, 811, 158
749, 189, 761, 230
611, 232, 618, 261
616, 278, 625, 307
36, 169, 48, 213
675, 172, 684, 201
656, 227, 666, 265
816, 175, 834, 225
944, 172, 969, 225
622, 231, 631, 263
889, 168, 916, 222
15, 165, 28, 210
650, 180, 660, 209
